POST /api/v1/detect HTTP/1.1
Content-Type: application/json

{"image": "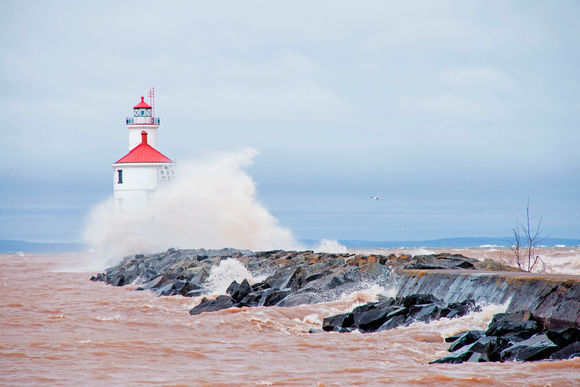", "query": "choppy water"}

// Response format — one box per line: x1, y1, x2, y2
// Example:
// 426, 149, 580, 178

1, 249, 579, 386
